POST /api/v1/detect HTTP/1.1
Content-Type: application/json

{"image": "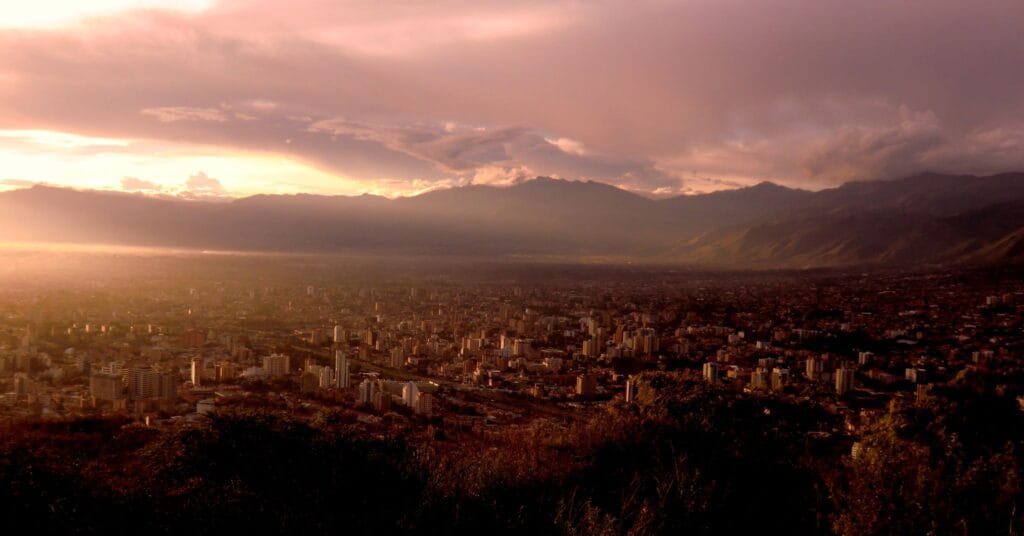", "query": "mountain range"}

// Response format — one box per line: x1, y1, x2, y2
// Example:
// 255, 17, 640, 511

1, 172, 1023, 268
